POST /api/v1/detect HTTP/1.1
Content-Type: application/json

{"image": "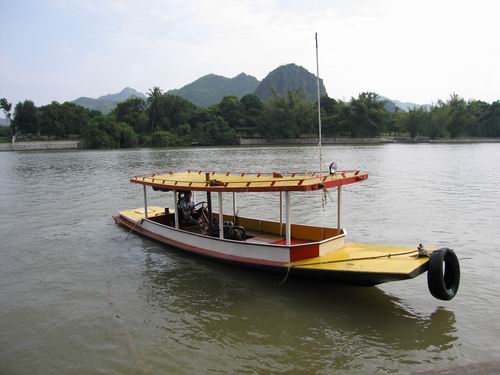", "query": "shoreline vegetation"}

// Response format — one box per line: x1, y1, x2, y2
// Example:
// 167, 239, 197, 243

1, 89, 500, 150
